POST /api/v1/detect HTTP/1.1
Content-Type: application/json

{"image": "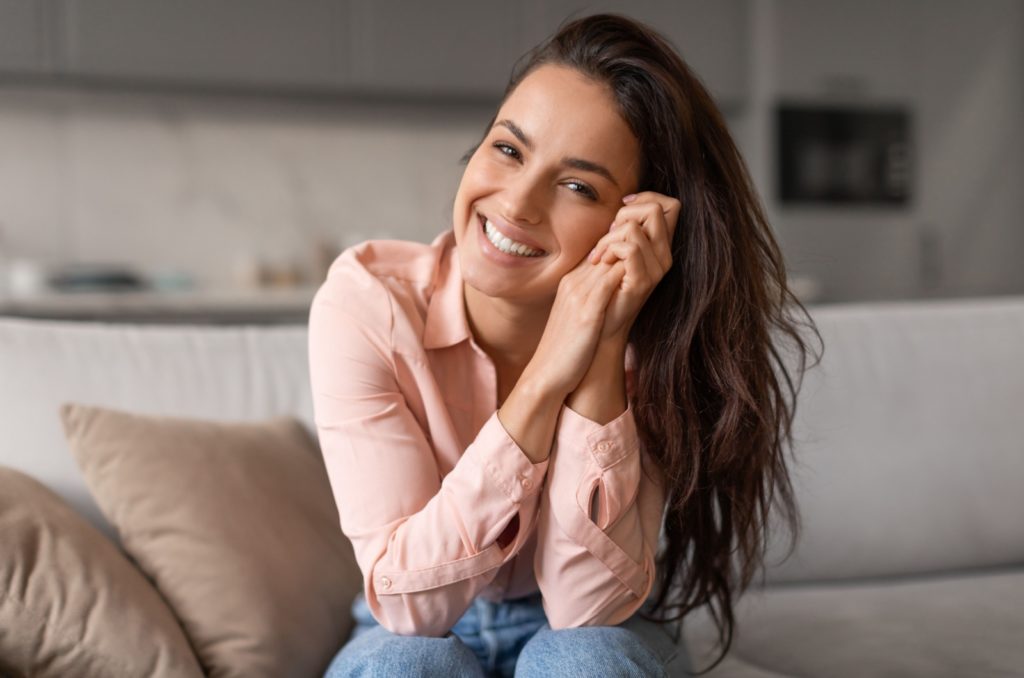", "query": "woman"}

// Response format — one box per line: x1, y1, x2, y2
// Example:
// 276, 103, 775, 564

309, 13, 822, 677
